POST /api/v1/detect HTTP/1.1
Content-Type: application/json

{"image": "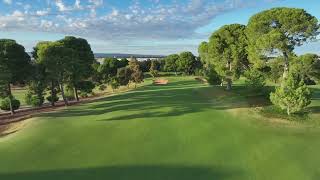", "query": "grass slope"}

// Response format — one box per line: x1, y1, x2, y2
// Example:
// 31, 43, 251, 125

0, 76, 320, 180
